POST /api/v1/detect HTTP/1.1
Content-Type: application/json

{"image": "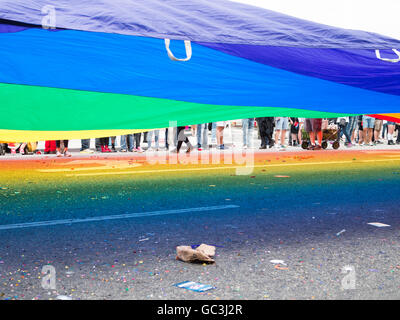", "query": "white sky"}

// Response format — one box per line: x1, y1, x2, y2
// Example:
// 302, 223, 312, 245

232, 0, 400, 40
